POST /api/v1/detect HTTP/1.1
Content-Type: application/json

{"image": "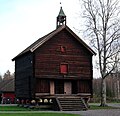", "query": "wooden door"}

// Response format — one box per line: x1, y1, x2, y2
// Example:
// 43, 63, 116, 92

64, 81, 72, 94
55, 80, 64, 94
